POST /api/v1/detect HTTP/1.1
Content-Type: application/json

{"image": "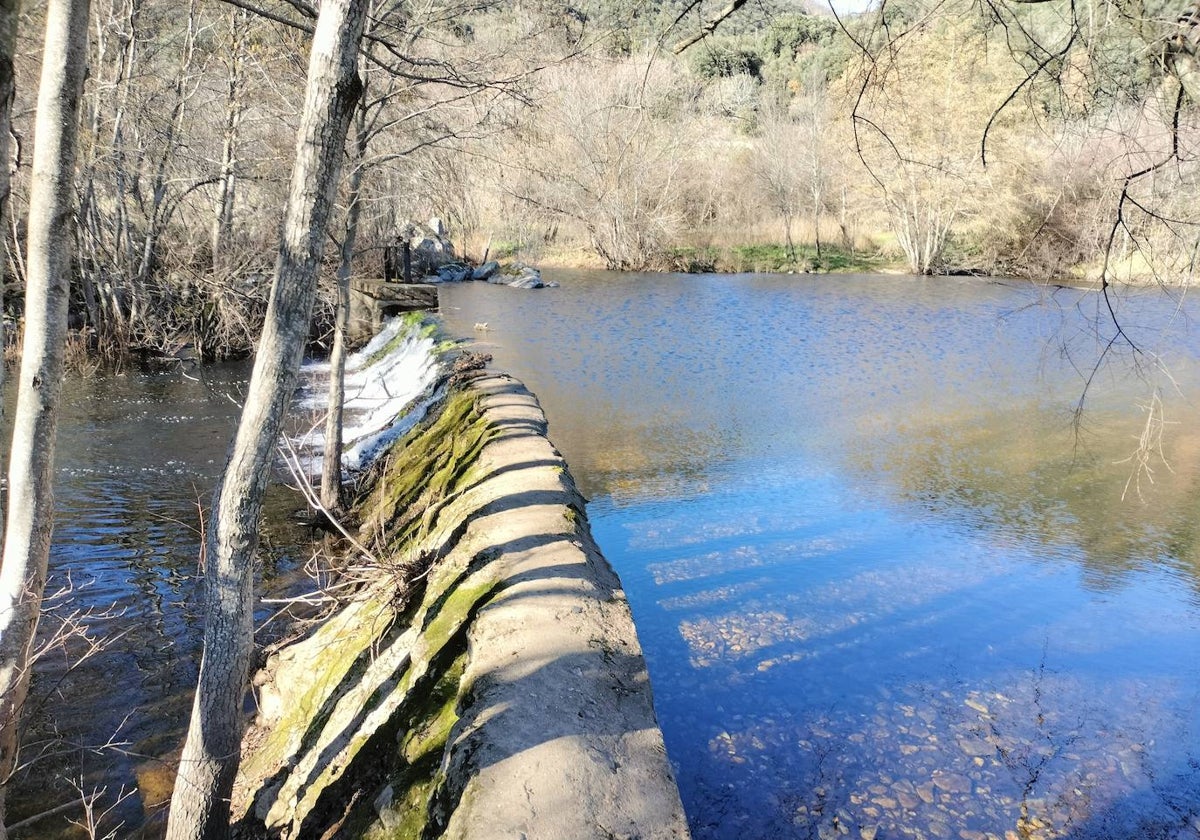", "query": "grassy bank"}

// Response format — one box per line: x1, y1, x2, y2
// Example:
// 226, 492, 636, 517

523, 239, 903, 275
667, 242, 898, 274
